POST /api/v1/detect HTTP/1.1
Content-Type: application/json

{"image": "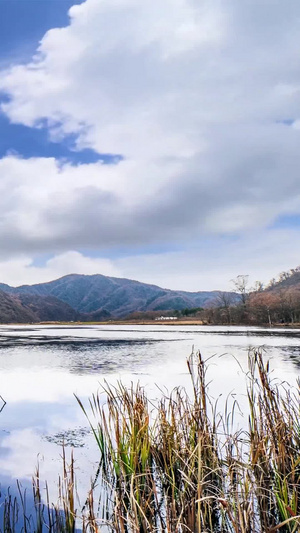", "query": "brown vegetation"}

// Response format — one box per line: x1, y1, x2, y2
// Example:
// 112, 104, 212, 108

198, 267, 300, 326
2, 351, 300, 532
